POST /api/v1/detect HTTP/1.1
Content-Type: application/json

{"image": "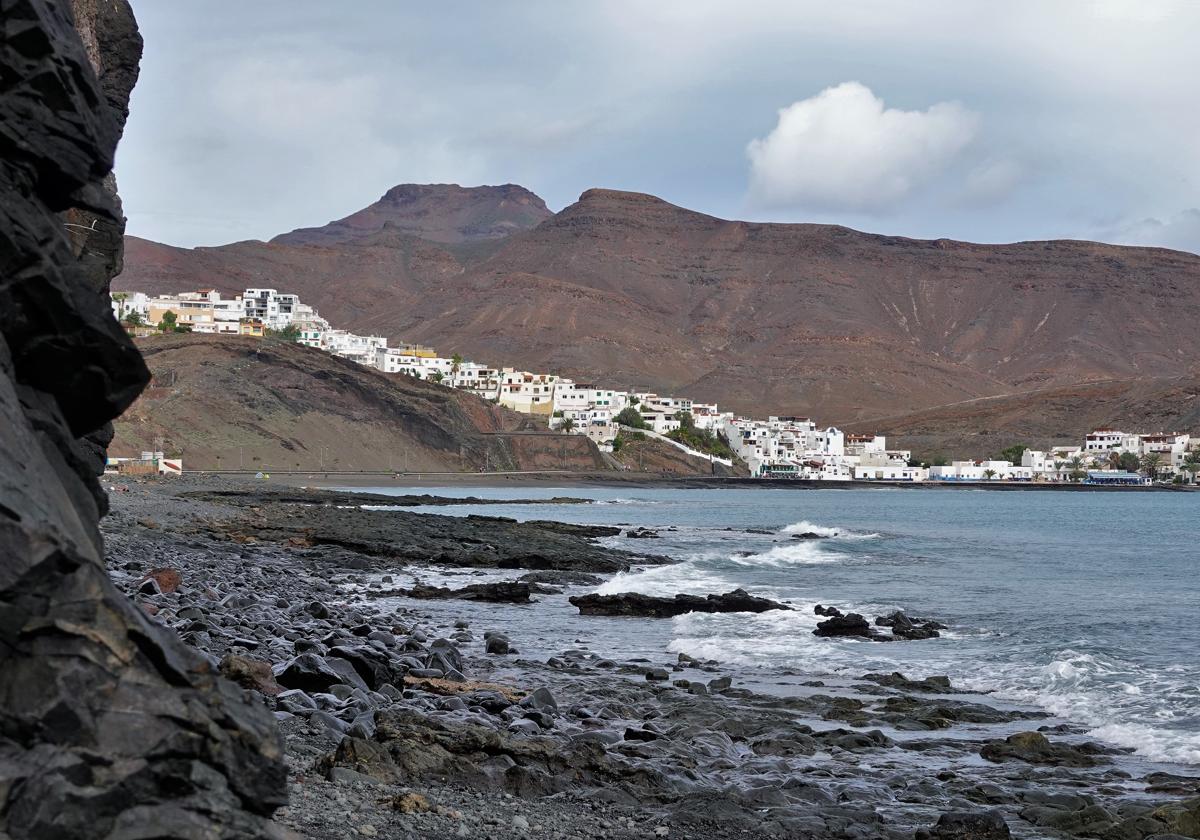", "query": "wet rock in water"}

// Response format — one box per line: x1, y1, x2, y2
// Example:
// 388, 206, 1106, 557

876, 610, 944, 640
1144, 772, 1200, 796
220, 654, 282, 696
790, 531, 828, 540
625, 527, 660, 539
521, 521, 622, 538
139, 567, 182, 594
485, 634, 511, 655
708, 676, 733, 692
274, 653, 346, 693
814, 604, 843, 617
813, 612, 875, 638
386, 581, 532, 603
980, 731, 1111, 767
570, 588, 792, 617
305, 600, 331, 619
875, 610, 947, 639
518, 570, 603, 587
645, 668, 670, 681
861, 672, 958, 693
916, 810, 1011, 839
